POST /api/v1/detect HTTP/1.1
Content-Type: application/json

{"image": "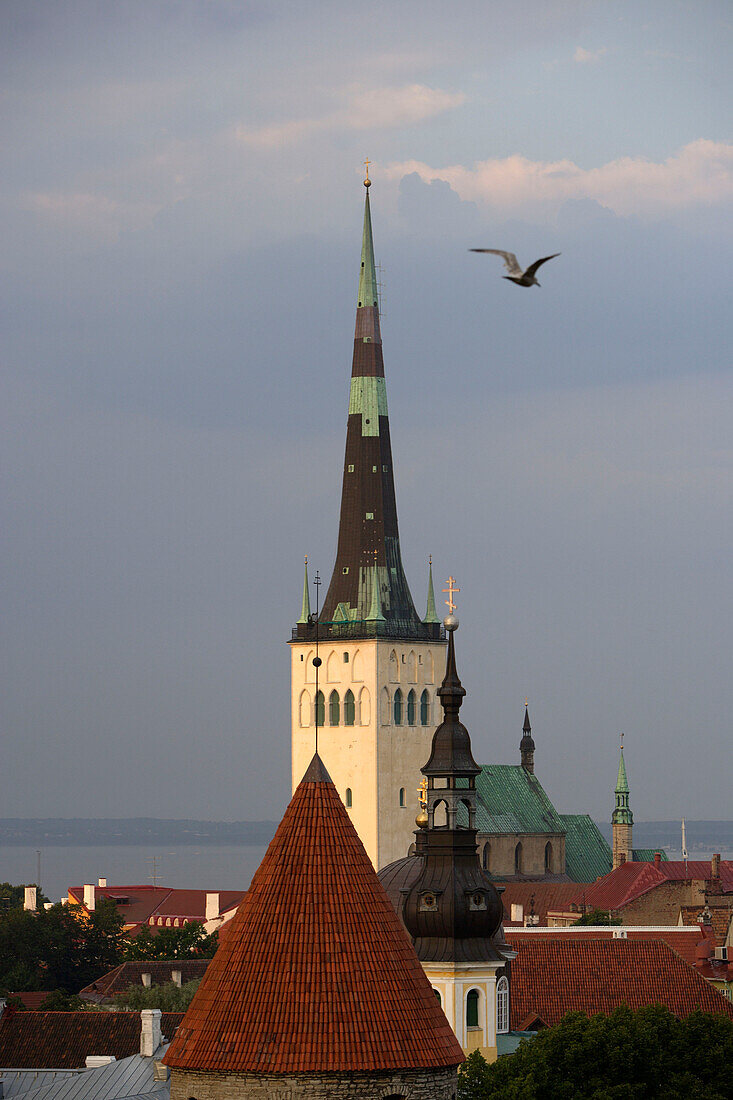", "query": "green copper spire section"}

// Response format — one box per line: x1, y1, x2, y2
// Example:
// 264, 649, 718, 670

612, 741, 633, 825
357, 186, 379, 310
296, 558, 311, 625
365, 559, 385, 622
423, 559, 440, 624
